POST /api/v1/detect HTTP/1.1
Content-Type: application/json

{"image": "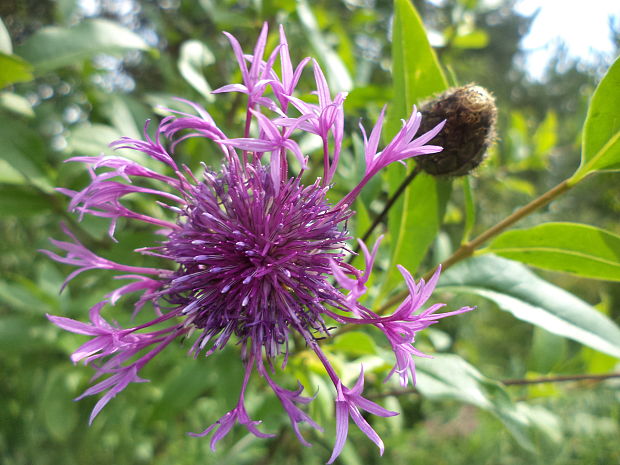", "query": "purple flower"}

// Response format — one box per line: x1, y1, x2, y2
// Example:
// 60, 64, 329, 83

45, 23, 472, 463
329, 368, 398, 464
